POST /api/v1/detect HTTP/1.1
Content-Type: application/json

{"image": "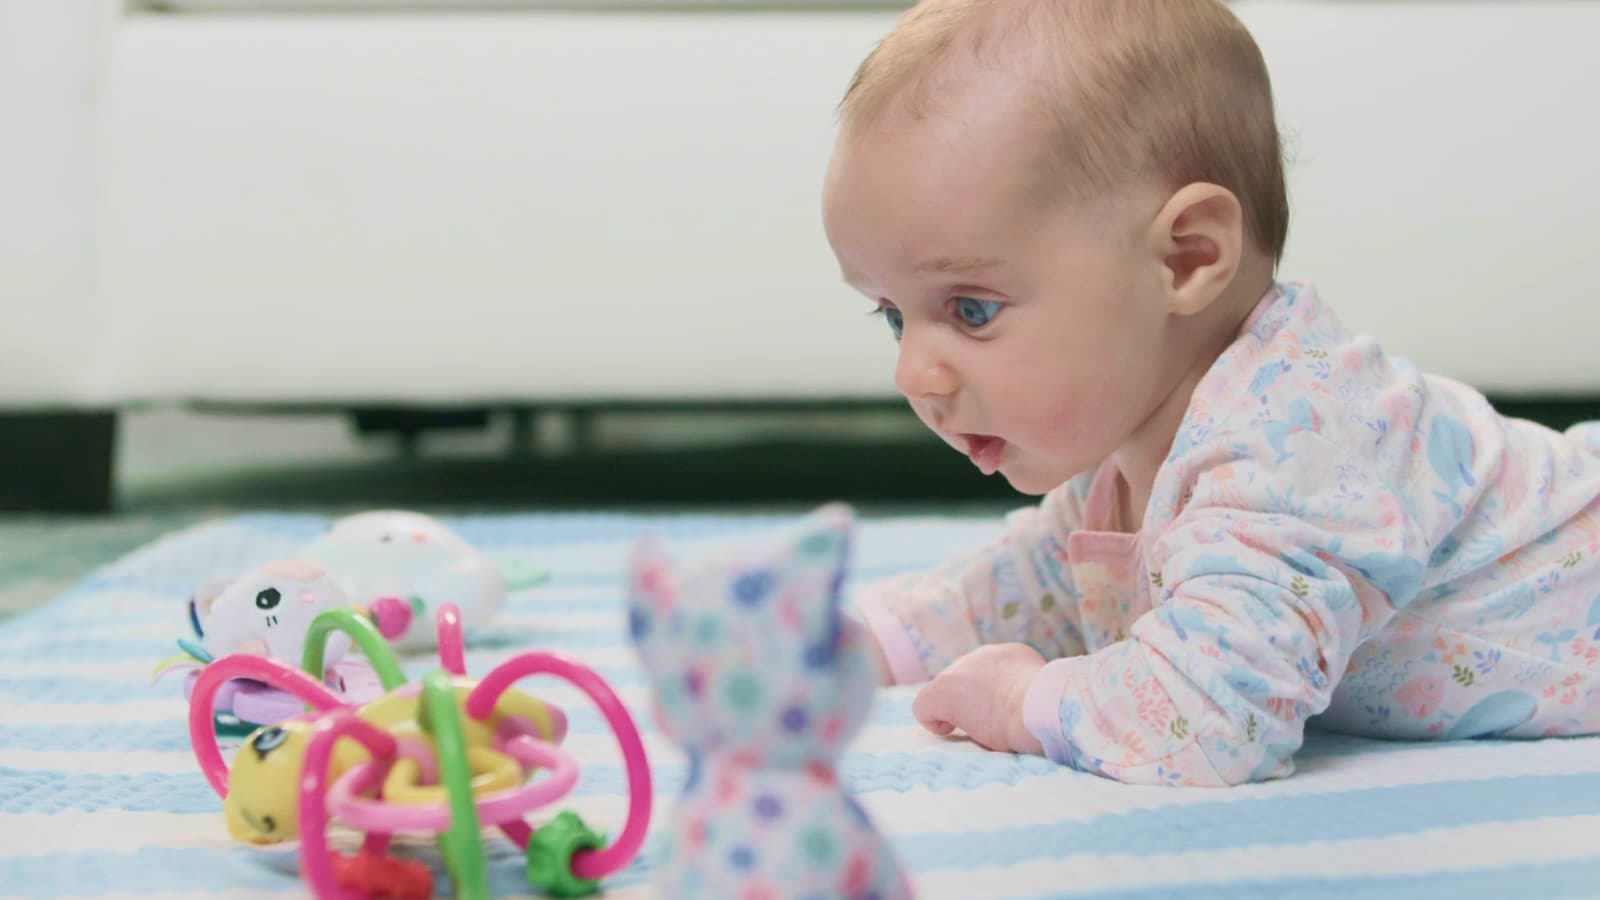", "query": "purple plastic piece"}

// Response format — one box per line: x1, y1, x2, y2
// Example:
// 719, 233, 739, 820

183, 659, 384, 727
